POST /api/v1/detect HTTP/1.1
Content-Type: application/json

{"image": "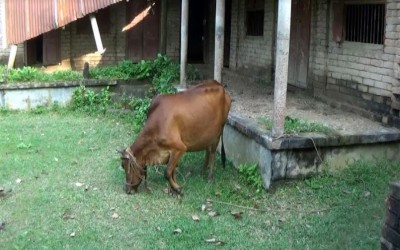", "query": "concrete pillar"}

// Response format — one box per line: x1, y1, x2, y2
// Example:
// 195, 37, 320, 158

272, 0, 291, 138
7, 44, 17, 69
90, 14, 106, 54
214, 0, 225, 83
180, 0, 188, 87
160, 0, 167, 54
